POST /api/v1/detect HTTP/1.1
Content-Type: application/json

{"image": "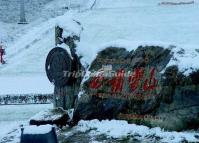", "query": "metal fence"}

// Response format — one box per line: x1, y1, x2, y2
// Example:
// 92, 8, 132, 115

0, 94, 53, 105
